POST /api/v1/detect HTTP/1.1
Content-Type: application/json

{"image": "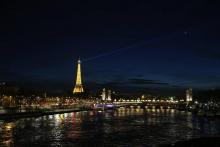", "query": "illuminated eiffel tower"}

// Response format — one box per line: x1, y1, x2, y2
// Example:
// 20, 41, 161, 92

73, 58, 84, 94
